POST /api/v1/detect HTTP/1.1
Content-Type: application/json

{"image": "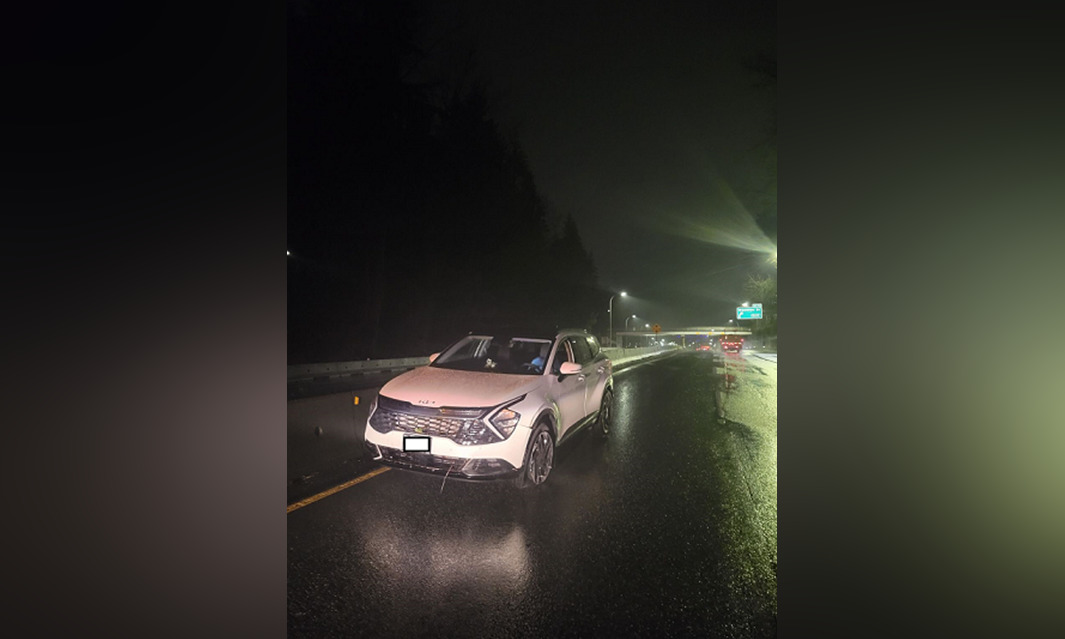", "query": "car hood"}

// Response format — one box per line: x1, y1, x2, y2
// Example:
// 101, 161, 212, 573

379, 365, 541, 408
